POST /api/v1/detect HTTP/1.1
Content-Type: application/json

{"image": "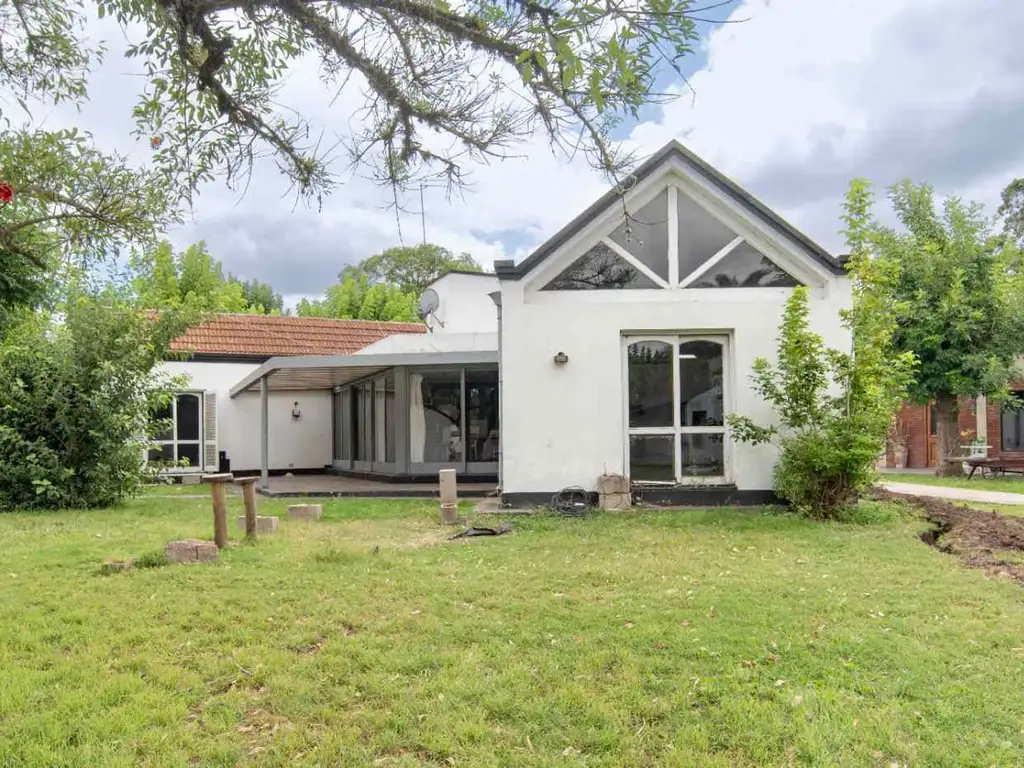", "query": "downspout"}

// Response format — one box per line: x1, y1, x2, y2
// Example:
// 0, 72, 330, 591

488, 291, 503, 491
